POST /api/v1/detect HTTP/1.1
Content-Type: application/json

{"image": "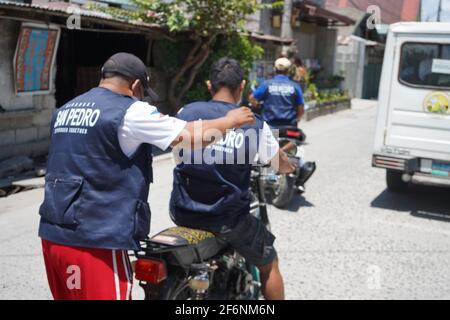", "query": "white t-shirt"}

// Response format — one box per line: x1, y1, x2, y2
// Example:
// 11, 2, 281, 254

258, 122, 280, 164
118, 101, 186, 157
